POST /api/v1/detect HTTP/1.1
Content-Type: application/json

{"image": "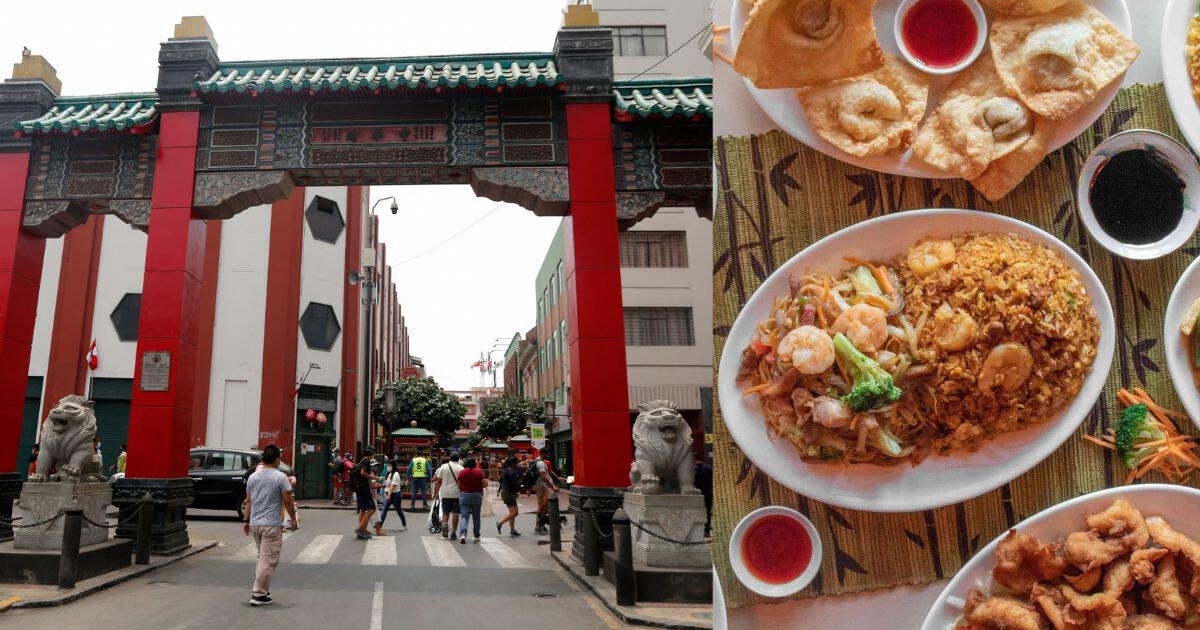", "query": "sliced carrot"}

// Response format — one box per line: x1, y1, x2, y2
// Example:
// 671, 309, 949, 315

1082, 434, 1115, 449
843, 256, 875, 268
872, 265, 894, 295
